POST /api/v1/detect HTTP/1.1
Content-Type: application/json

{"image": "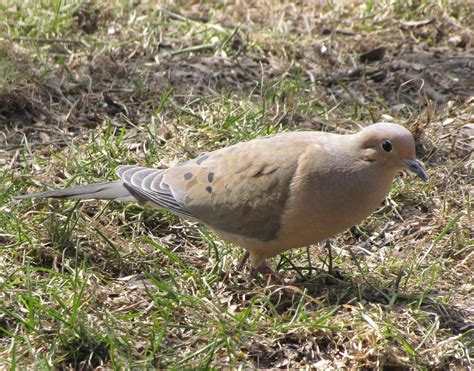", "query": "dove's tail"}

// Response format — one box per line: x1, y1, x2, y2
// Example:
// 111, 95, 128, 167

14, 181, 136, 202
